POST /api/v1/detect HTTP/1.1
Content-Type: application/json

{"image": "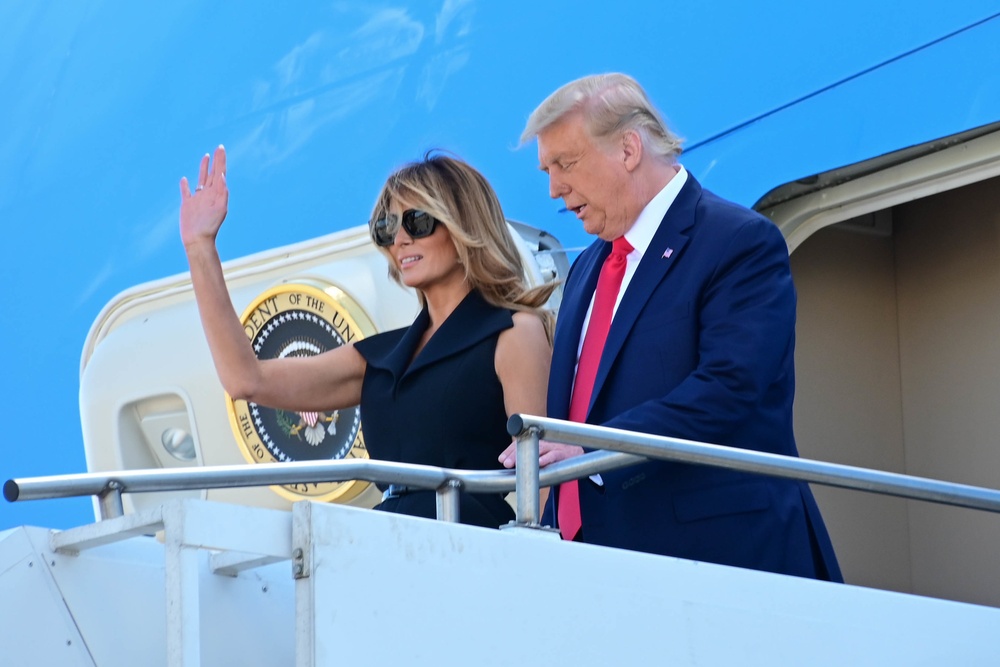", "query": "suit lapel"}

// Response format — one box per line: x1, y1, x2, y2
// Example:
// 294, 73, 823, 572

586, 176, 702, 418
549, 240, 608, 419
